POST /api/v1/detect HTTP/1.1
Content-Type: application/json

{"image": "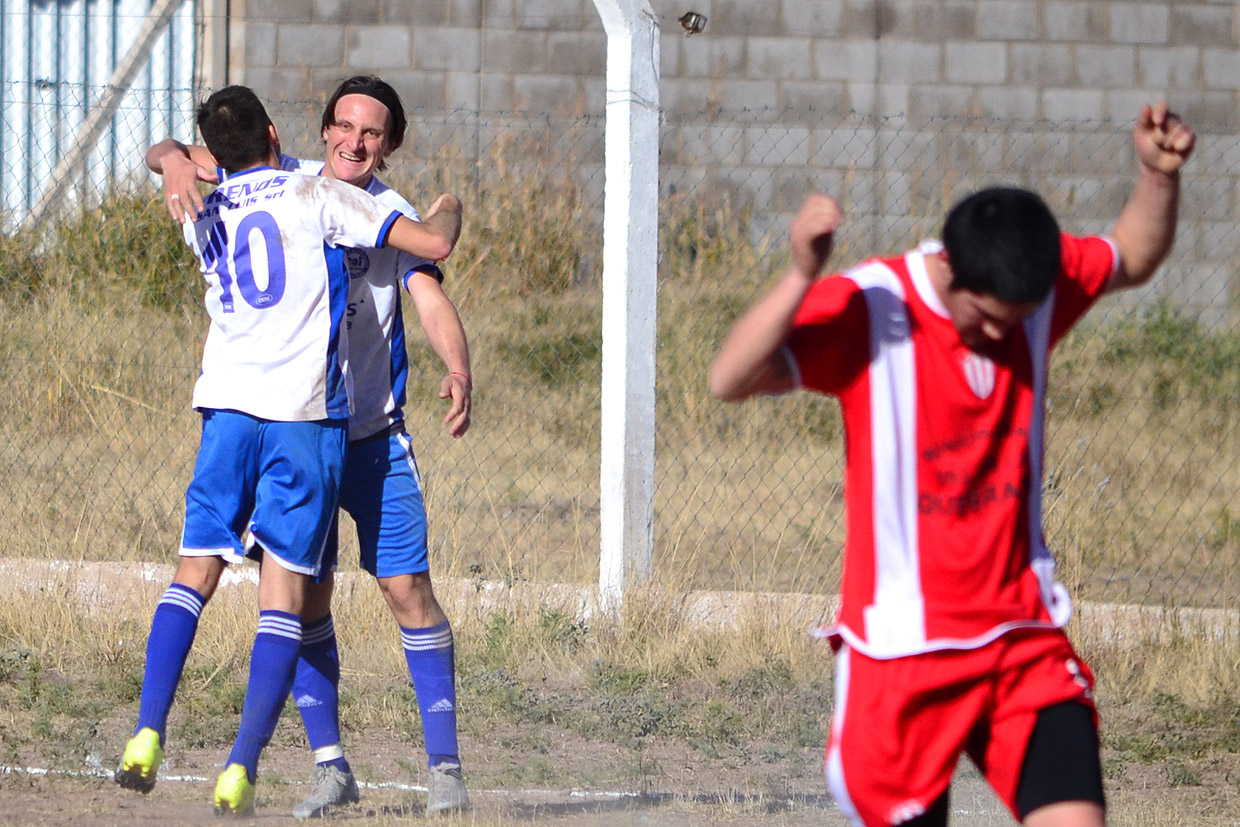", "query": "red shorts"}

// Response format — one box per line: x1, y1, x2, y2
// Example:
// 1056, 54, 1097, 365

824, 629, 1097, 826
